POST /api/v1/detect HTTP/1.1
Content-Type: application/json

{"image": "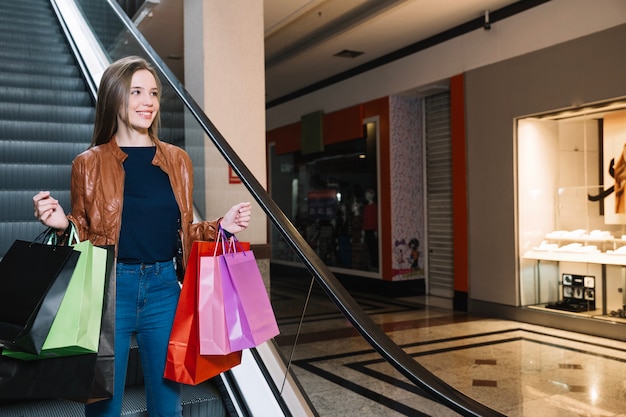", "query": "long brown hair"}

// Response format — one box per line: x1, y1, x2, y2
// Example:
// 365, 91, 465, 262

90, 56, 162, 146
